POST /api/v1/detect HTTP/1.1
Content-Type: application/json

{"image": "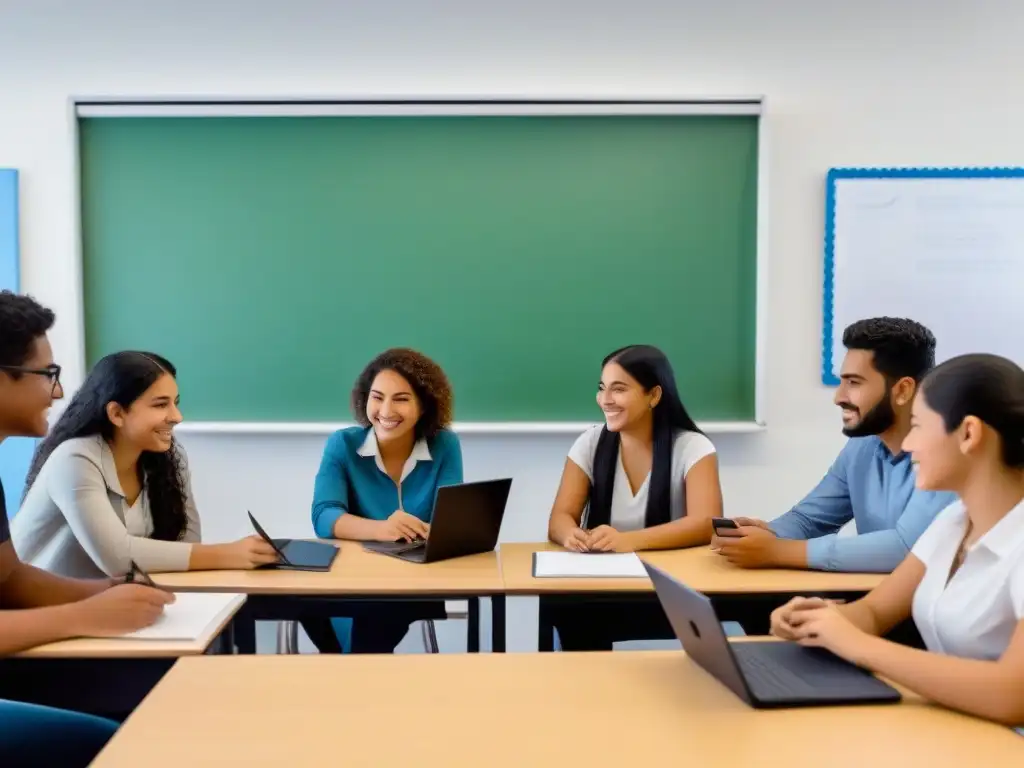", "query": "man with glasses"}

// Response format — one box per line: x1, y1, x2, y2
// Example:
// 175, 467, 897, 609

0, 290, 172, 767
